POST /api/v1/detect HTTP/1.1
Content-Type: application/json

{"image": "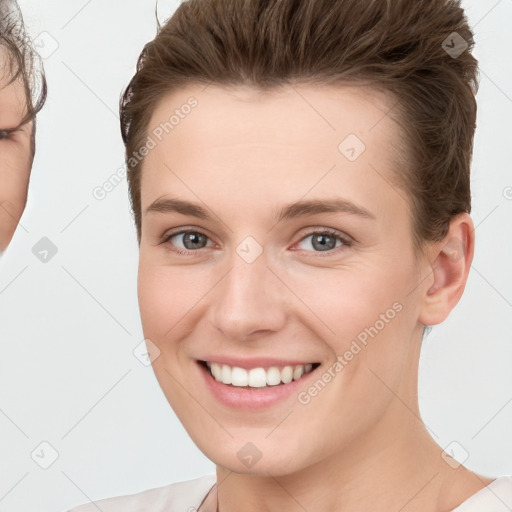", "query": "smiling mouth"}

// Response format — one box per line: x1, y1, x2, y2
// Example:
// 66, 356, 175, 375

199, 360, 321, 388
